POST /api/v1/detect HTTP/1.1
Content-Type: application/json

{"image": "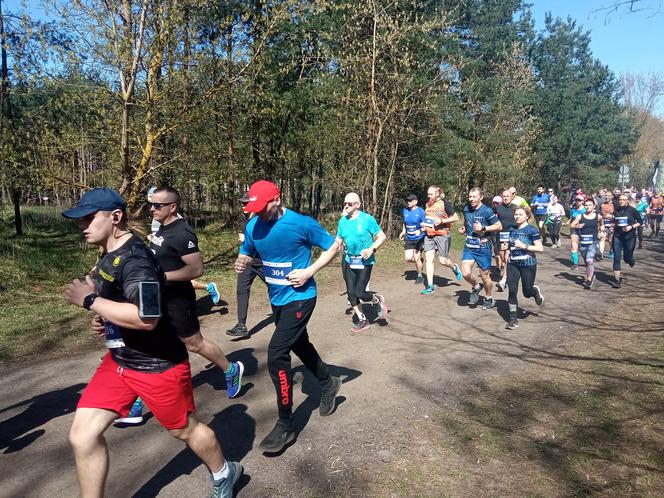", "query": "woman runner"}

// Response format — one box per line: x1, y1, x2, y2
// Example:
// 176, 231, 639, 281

546, 195, 566, 248
568, 195, 586, 270
611, 193, 641, 288
505, 206, 544, 330
570, 199, 603, 289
